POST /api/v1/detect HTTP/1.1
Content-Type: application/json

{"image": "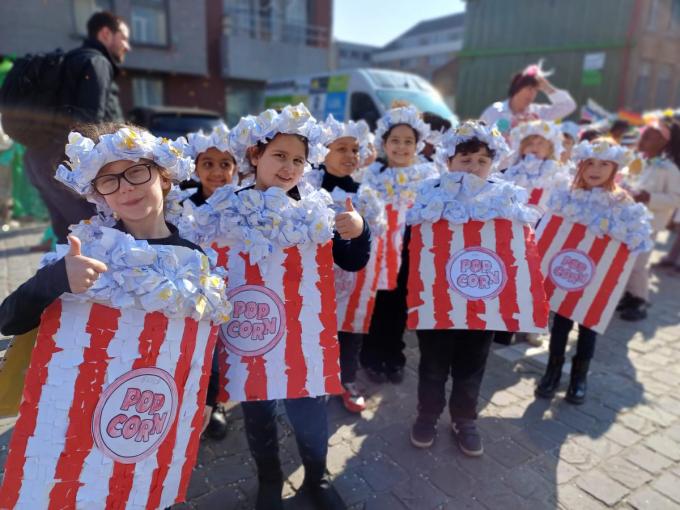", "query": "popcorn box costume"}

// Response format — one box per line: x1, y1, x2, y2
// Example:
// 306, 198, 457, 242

501, 120, 571, 212
307, 116, 388, 334
0, 129, 231, 510
364, 106, 438, 290
536, 142, 654, 334
406, 172, 549, 333
183, 105, 344, 402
